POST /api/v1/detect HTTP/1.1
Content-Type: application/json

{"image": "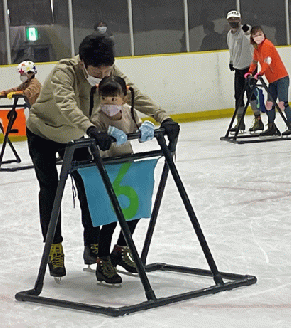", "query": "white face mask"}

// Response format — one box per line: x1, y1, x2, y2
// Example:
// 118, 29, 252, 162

100, 104, 122, 117
253, 35, 265, 44
20, 75, 28, 82
86, 75, 102, 86
97, 26, 107, 34
84, 67, 102, 86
